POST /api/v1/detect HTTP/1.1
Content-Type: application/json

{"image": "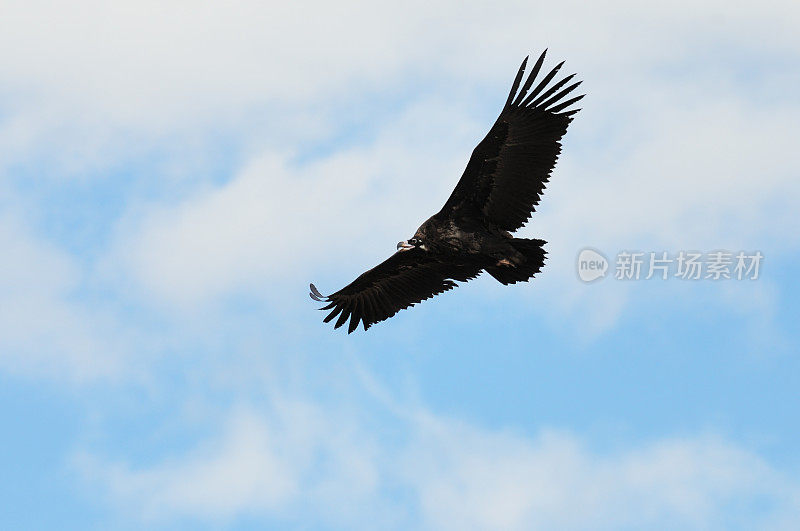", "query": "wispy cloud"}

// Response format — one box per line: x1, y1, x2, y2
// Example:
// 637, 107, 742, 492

76, 394, 800, 529
1, 2, 799, 529
0, 211, 128, 380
